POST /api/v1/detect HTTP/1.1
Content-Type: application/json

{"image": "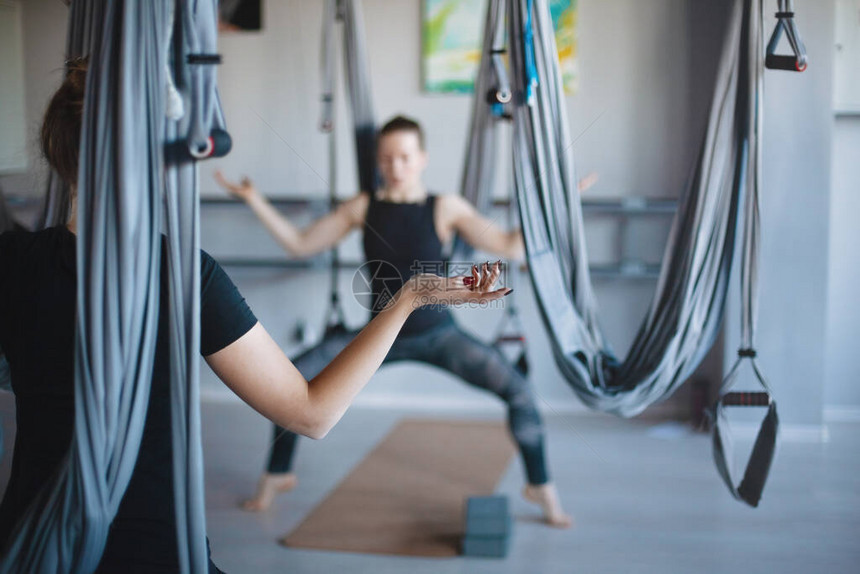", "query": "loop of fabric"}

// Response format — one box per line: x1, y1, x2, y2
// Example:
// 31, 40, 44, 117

453, 0, 778, 505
